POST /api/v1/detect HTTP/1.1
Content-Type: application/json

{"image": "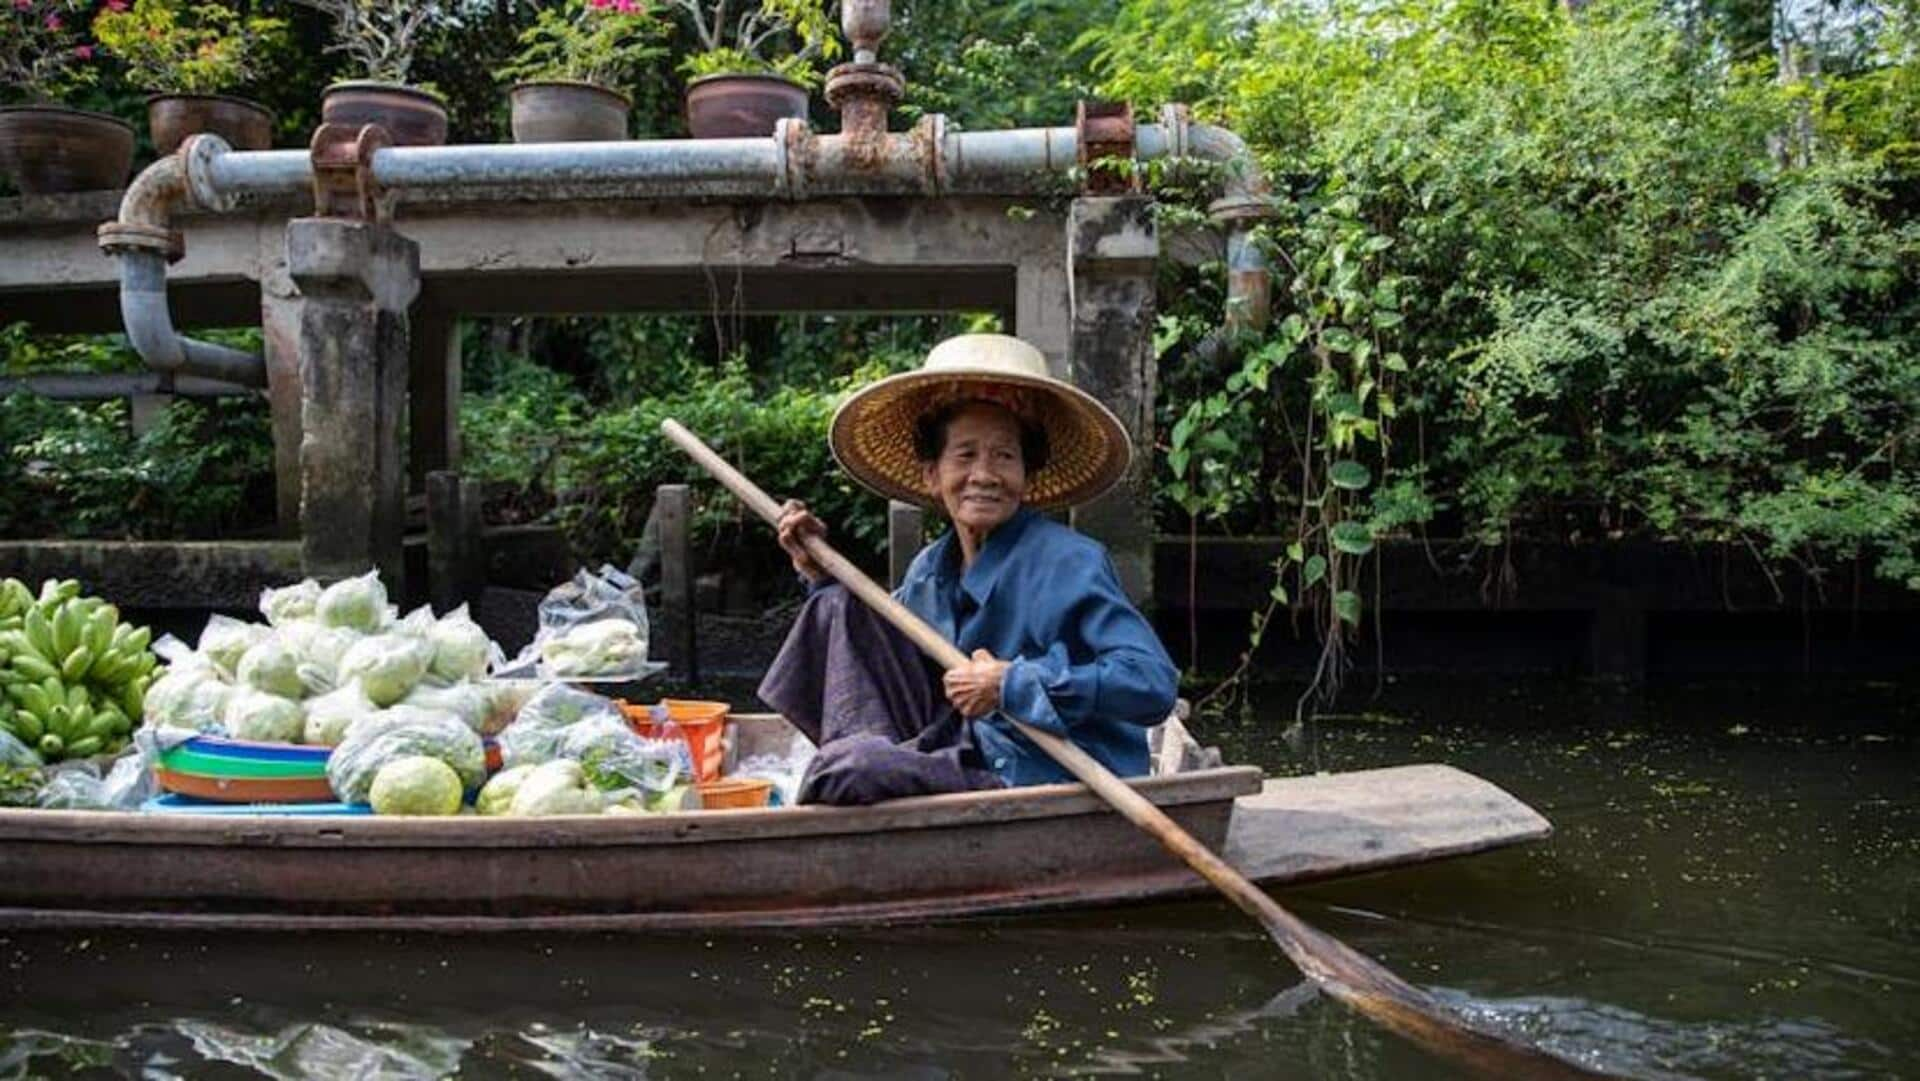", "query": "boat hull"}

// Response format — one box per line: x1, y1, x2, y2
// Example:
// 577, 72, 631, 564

0, 768, 1262, 931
